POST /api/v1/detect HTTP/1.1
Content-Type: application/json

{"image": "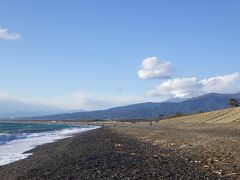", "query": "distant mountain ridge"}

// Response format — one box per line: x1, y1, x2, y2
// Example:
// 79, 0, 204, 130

22, 93, 240, 120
